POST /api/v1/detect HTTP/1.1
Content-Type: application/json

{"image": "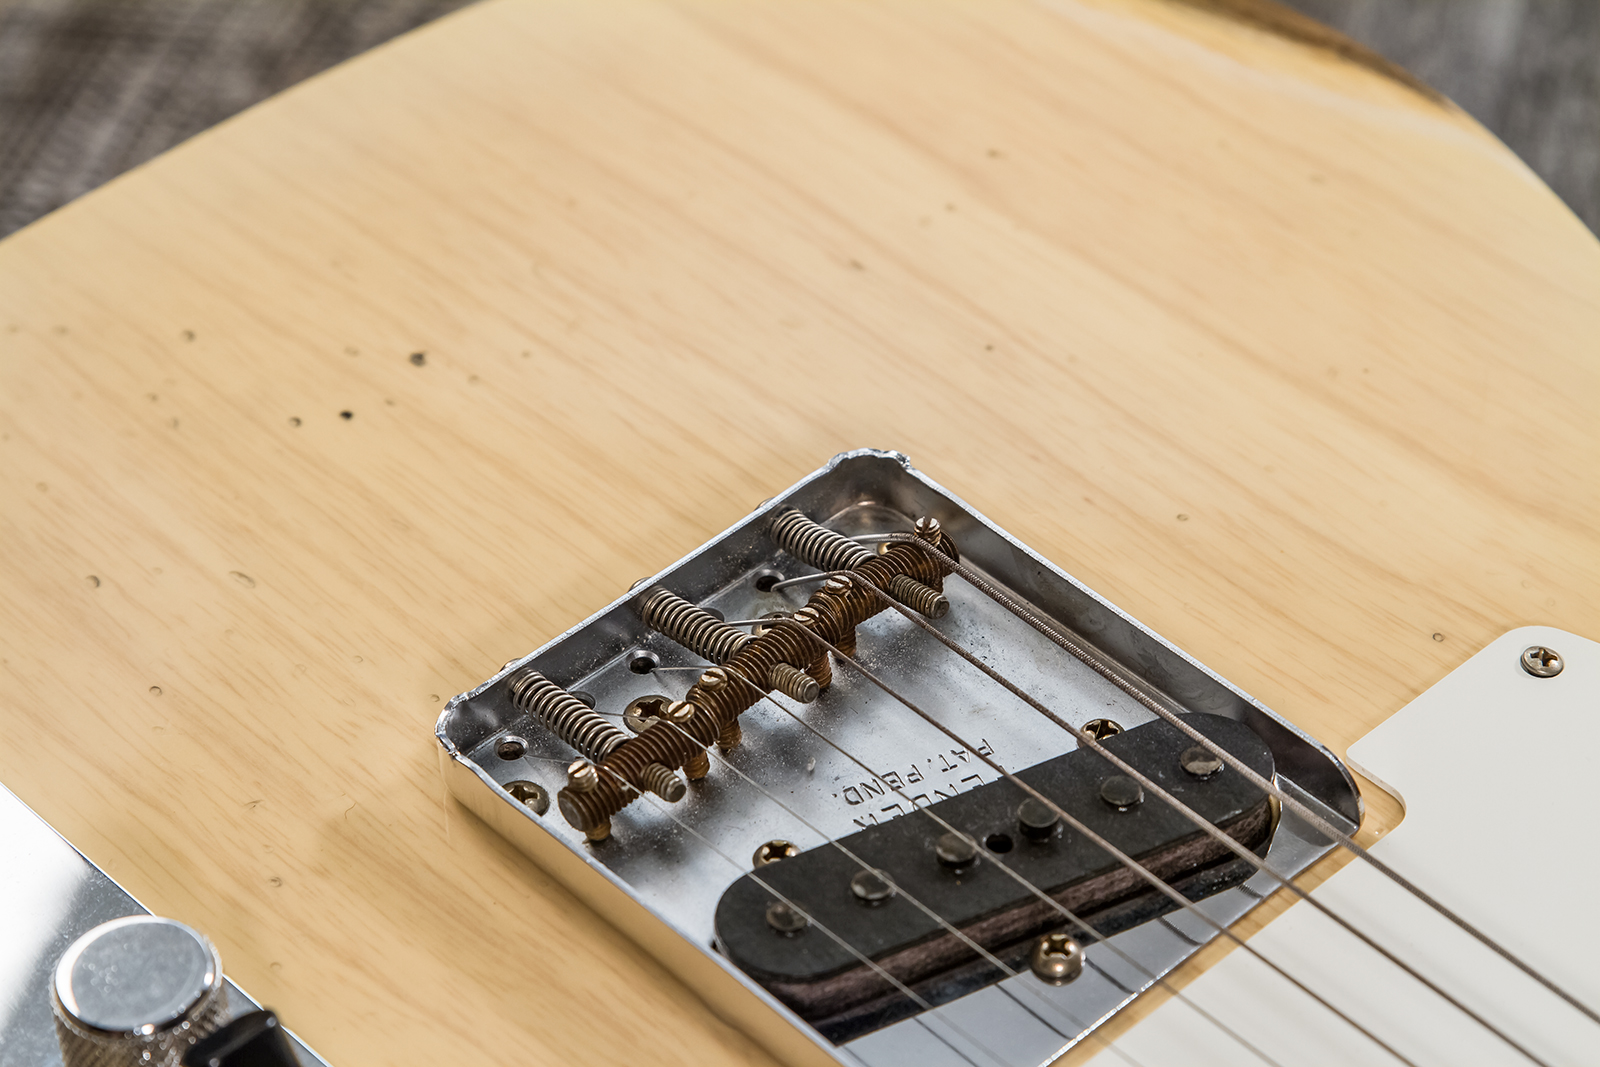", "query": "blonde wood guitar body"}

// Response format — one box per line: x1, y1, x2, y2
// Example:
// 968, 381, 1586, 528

0, 1, 1596, 1064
